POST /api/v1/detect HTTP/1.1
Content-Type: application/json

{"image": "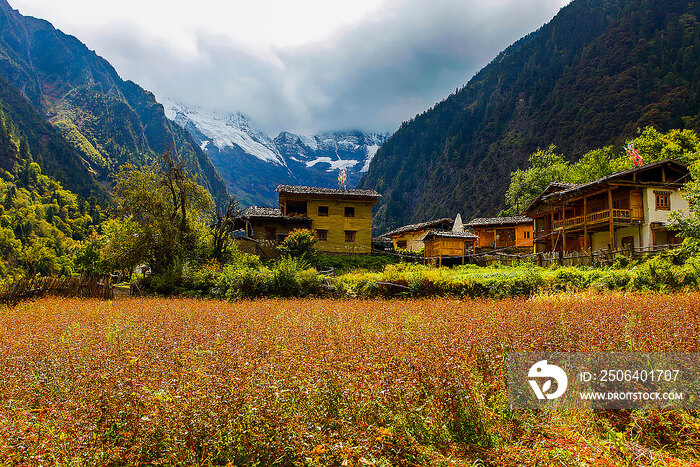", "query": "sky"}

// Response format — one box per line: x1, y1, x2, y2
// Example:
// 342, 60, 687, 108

11, 0, 571, 135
